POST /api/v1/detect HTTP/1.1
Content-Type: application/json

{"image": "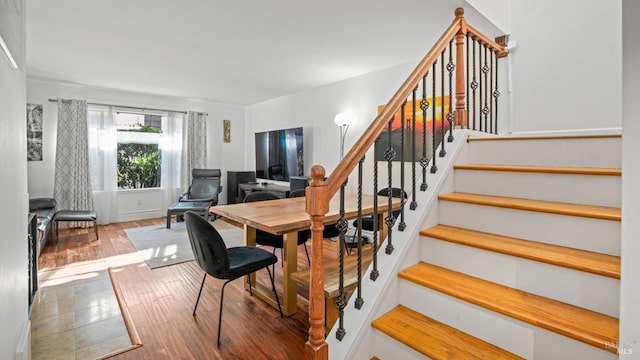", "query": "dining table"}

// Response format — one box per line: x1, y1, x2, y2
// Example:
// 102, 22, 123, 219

210, 191, 401, 316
